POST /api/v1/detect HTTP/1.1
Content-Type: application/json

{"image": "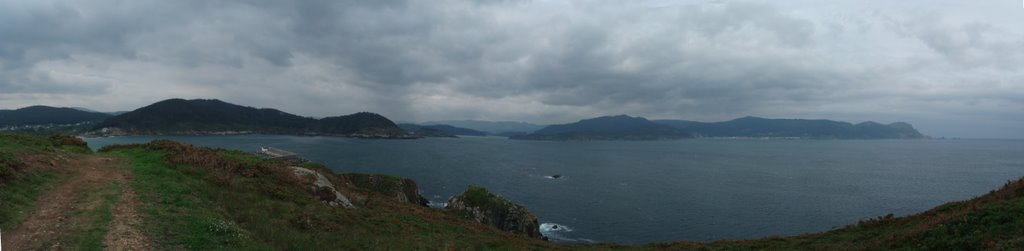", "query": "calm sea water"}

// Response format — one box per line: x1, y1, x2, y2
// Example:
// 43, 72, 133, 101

85, 135, 1024, 244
